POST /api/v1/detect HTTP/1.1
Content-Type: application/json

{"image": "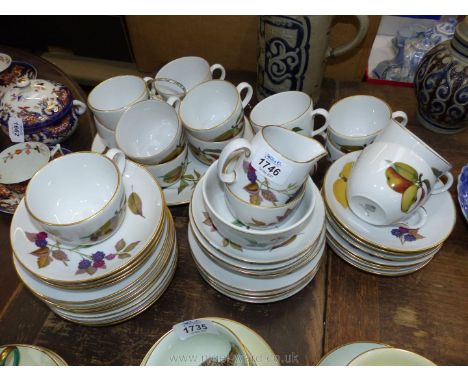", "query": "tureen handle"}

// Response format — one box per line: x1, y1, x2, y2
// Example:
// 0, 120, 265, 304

72, 100, 87, 116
